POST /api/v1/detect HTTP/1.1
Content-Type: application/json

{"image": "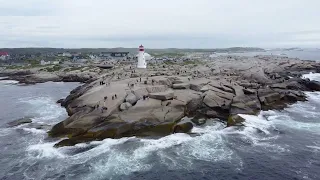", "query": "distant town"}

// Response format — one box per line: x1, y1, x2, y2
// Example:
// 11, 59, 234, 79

0, 47, 265, 70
